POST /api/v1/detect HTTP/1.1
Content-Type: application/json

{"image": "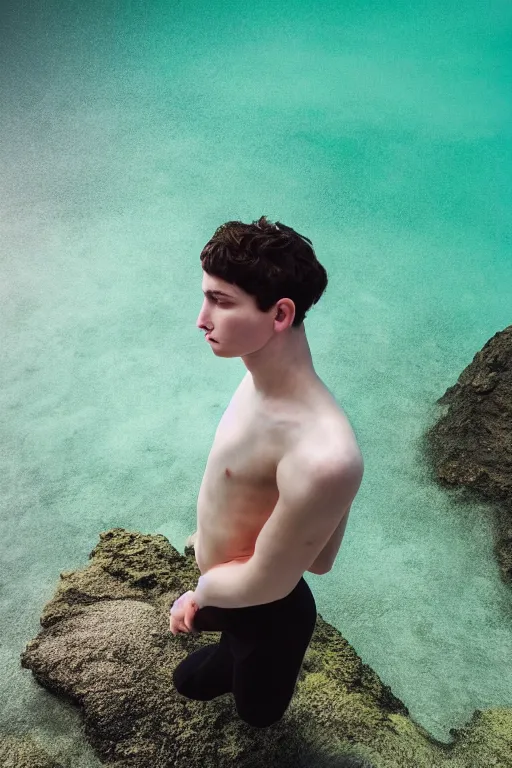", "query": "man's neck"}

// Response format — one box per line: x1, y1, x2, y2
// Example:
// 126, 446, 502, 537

242, 325, 319, 403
